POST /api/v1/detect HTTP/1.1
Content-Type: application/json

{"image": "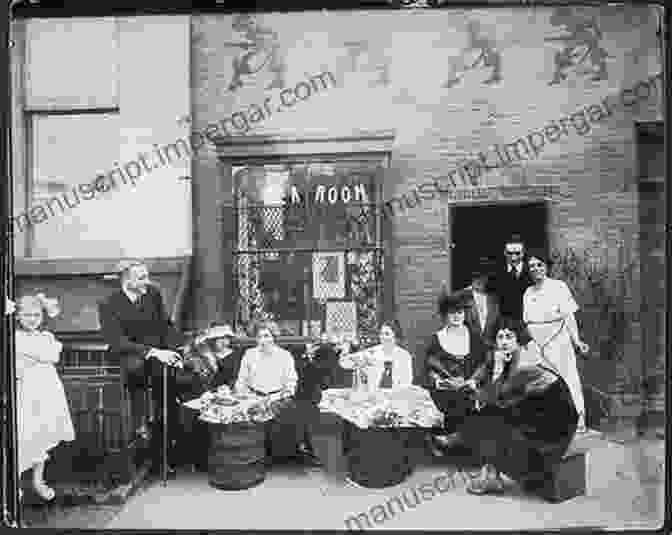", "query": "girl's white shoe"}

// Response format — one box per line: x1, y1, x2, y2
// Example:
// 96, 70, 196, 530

33, 481, 55, 502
